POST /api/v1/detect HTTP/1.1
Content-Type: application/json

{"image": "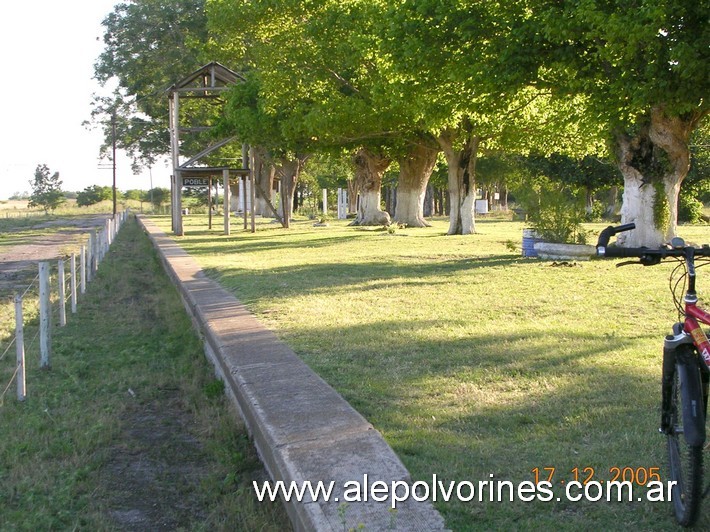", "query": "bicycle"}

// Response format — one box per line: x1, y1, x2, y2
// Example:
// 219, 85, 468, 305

596, 223, 710, 526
